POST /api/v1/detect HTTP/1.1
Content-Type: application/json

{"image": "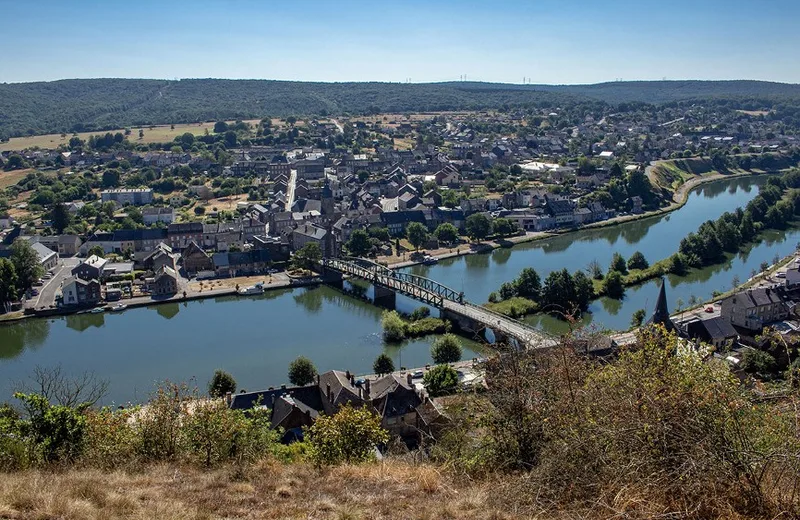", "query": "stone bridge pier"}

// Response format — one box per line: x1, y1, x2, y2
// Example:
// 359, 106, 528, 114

373, 285, 397, 309
442, 308, 517, 346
